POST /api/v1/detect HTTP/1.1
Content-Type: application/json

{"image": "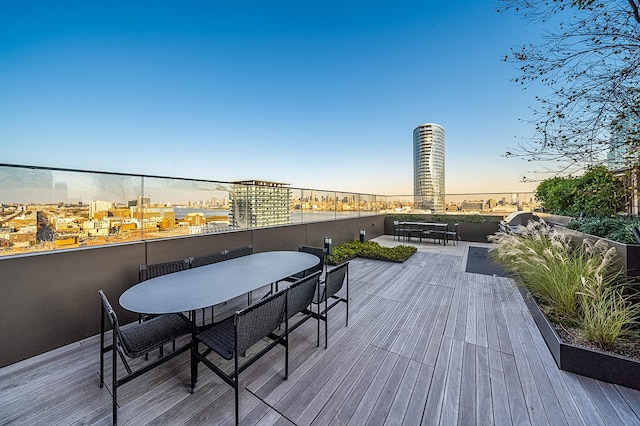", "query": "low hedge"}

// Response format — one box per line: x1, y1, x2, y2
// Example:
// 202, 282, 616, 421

565, 217, 640, 245
327, 240, 417, 264
385, 213, 500, 223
